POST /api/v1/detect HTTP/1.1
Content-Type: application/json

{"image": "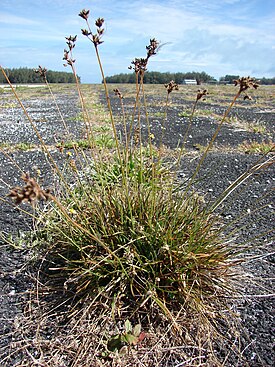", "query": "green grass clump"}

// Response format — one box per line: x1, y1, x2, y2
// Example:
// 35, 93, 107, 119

39, 156, 231, 319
